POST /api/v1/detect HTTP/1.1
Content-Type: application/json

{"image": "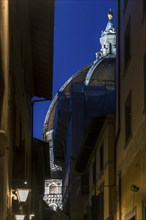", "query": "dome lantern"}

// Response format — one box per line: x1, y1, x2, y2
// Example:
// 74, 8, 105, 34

96, 9, 116, 59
